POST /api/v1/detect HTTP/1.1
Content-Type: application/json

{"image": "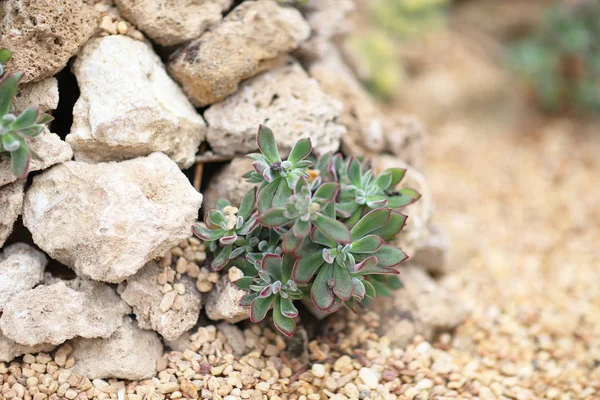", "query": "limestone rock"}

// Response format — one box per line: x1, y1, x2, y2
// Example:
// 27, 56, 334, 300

114, 0, 232, 46
0, 129, 73, 187
0, 243, 47, 311
203, 158, 254, 209
0, 280, 130, 346
67, 36, 206, 169
14, 78, 59, 114
373, 265, 466, 346
205, 60, 345, 157
372, 156, 433, 256
309, 49, 387, 157
384, 116, 426, 170
412, 224, 451, 275
168, 1, 310, 106
118, 261, 202, 341
0, 329, 55, 363
71, 317, 163, 380
205, 276, 250, 323
296, 0, 355, 60
23, 153, 203, 283
217, 323, 245, 356
0, 181, 24, 247
0, 0, 99, 83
